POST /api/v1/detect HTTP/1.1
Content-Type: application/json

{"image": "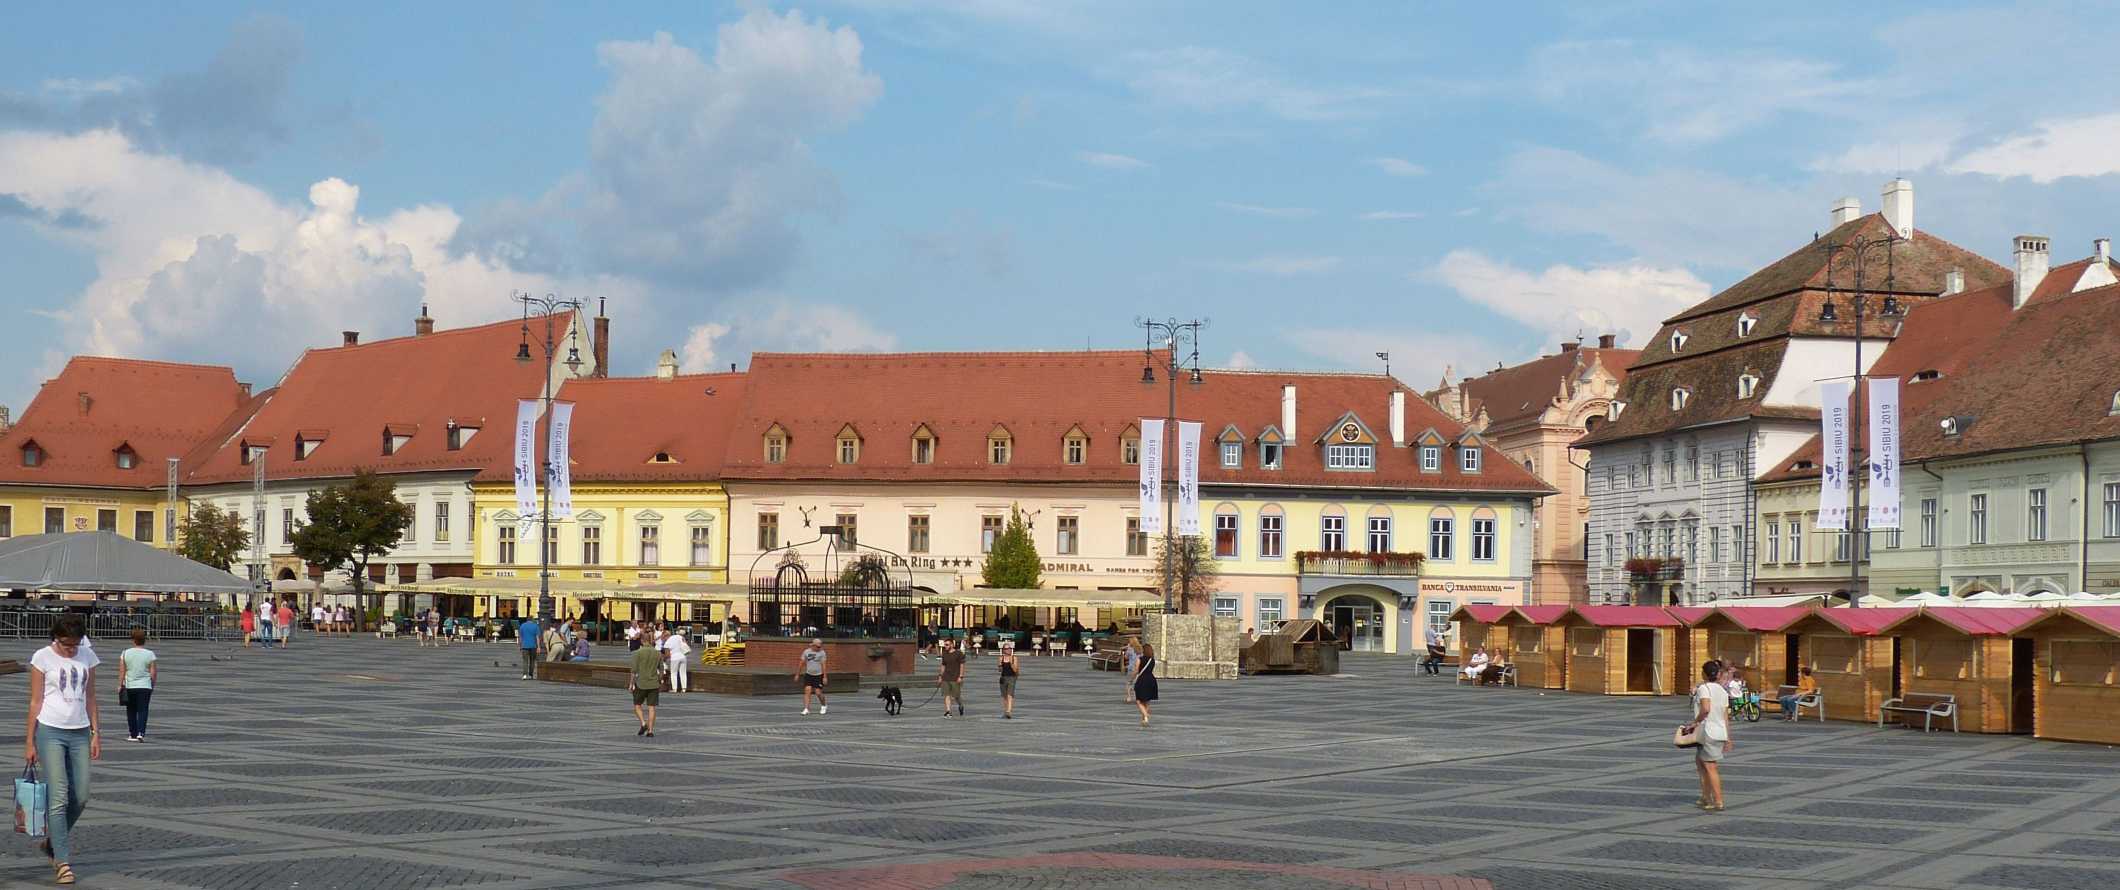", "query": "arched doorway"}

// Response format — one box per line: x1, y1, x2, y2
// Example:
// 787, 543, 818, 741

1318, 590, 1392, 653
275, 567, 297, 581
